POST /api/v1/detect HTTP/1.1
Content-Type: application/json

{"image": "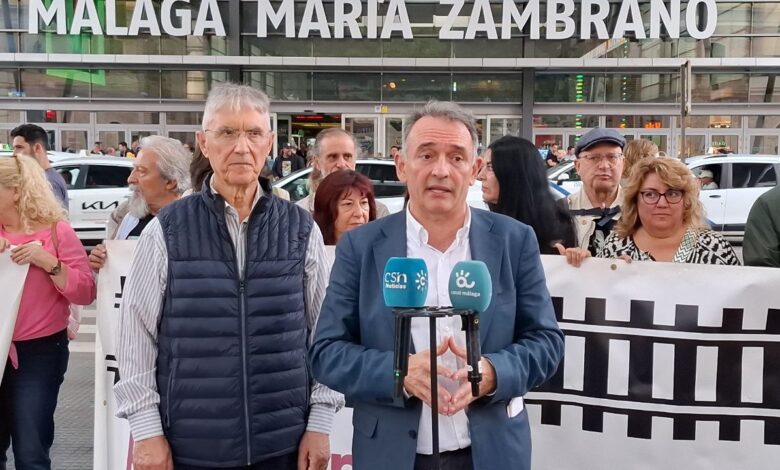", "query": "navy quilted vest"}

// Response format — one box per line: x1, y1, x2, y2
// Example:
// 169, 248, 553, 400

155, 182, 312, 467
